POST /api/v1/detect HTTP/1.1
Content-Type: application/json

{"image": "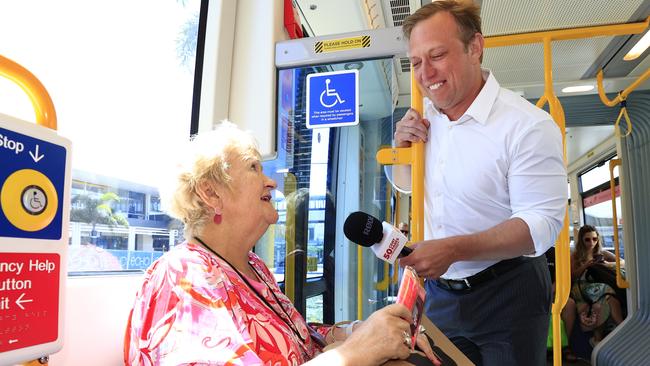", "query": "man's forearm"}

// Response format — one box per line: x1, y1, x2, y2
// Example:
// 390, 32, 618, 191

450, 218, 535, 262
